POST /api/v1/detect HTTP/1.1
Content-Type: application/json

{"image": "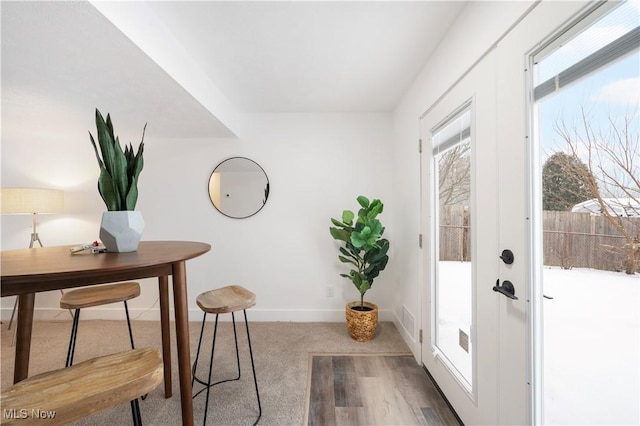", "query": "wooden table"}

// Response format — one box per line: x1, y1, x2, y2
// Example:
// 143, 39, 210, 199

0, 240, 211, 426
